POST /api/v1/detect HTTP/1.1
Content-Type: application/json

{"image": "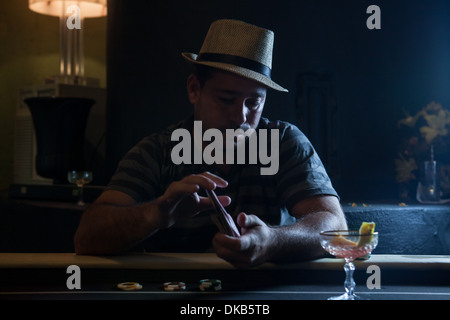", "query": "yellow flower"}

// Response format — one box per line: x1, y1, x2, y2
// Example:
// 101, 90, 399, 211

398, 116, 413, 127
419, 108, 450, 145
424, 101, 443, 112
395, 156, 418, 183
398, 113, 421, 127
